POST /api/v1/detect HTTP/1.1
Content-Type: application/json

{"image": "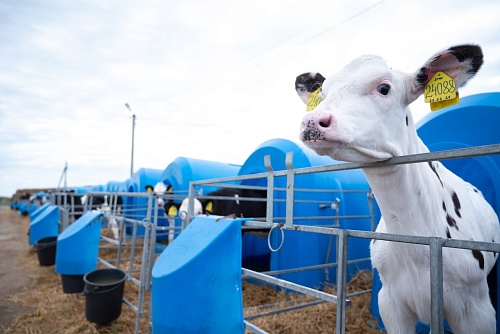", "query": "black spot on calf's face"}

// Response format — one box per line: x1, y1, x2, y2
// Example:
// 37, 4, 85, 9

301, 119, 326, 142
295, 72, 326, 94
